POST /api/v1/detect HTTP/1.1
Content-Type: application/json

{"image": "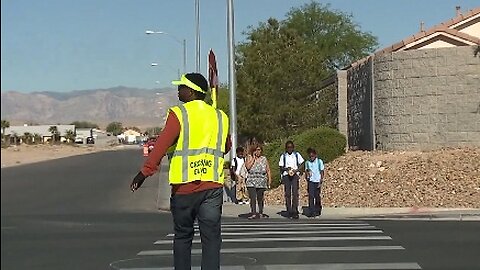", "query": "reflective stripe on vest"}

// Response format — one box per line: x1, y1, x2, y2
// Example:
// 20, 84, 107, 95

168, 101, 228, 184
178, 105, 189, 181
213, 109, 223, 181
